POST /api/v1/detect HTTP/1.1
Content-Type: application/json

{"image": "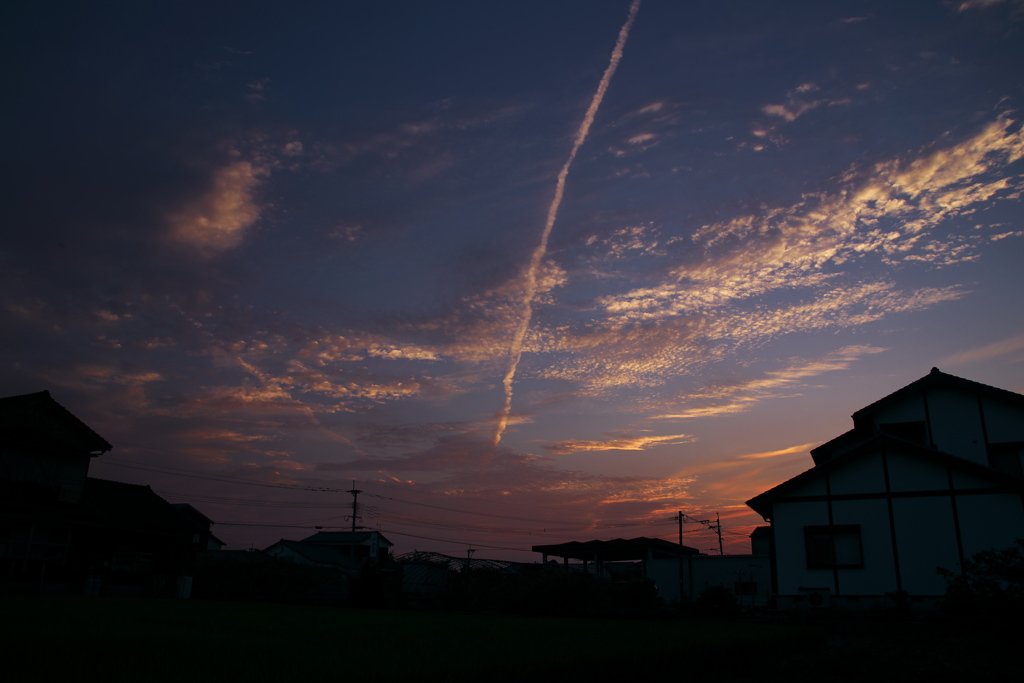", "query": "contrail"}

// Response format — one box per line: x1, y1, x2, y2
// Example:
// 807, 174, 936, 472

490, 0, 642, 452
